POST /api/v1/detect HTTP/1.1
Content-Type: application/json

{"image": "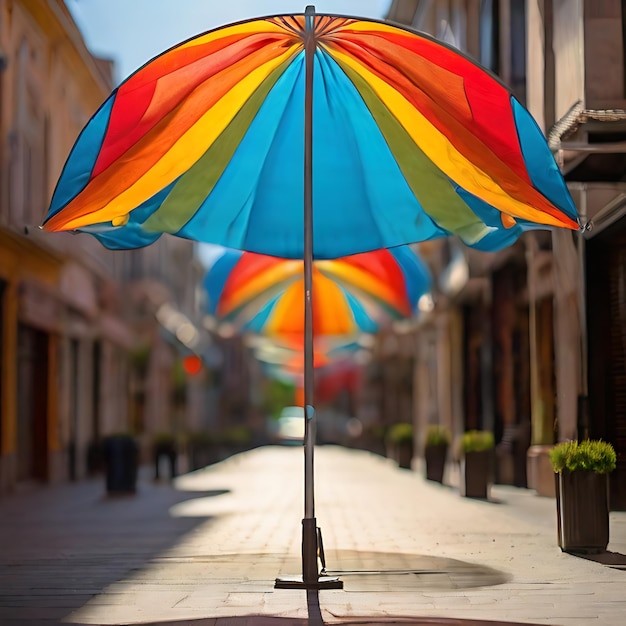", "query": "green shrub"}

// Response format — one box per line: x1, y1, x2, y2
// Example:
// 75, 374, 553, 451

386, 423, 413, 445
425, 424, 451, 447
549, 440, 616, 474
460, 430, 494, 454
